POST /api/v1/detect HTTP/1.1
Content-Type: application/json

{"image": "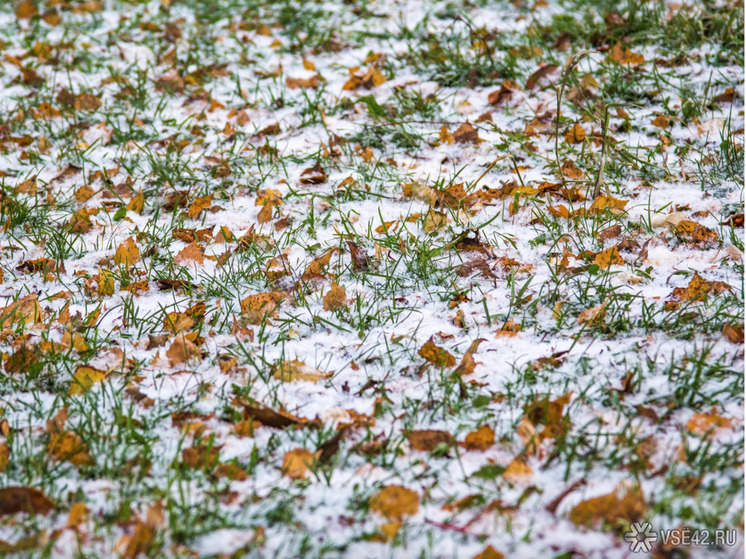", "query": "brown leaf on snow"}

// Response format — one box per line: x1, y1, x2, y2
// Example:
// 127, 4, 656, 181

0, 293, 43, 328
593, 246, 624, 268
369, 485, 419, 520
569, 485, 646, 529
187, 194, 212, 220
300, 161, 328, 185
526, 64, 559, 90
453, 122, 480, 144
69, 365, 107, 396
454, 338, 484, 375
472, 545, 505, 559
323, 281, 347, 311
302, 249, 337, 280
564, 123, 586, 144
241, 403, 308, 429
608, 43, 645, 65
722, 322, 744, 344
502, 455, 533, 484
671, 220, 719, 248
0, 487, 54, 517
407, 429, 452, 451
347, 241, 372, 272
240, 291, 285, 319
47, 431, 94, 466
175, 241, 204, 265
285, 75, 321, 89
16, 1, 38, 20
69, 207, 93, 233
577, 301, 607, 325
418, 337, 456, 367
166, 336, 200, 366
